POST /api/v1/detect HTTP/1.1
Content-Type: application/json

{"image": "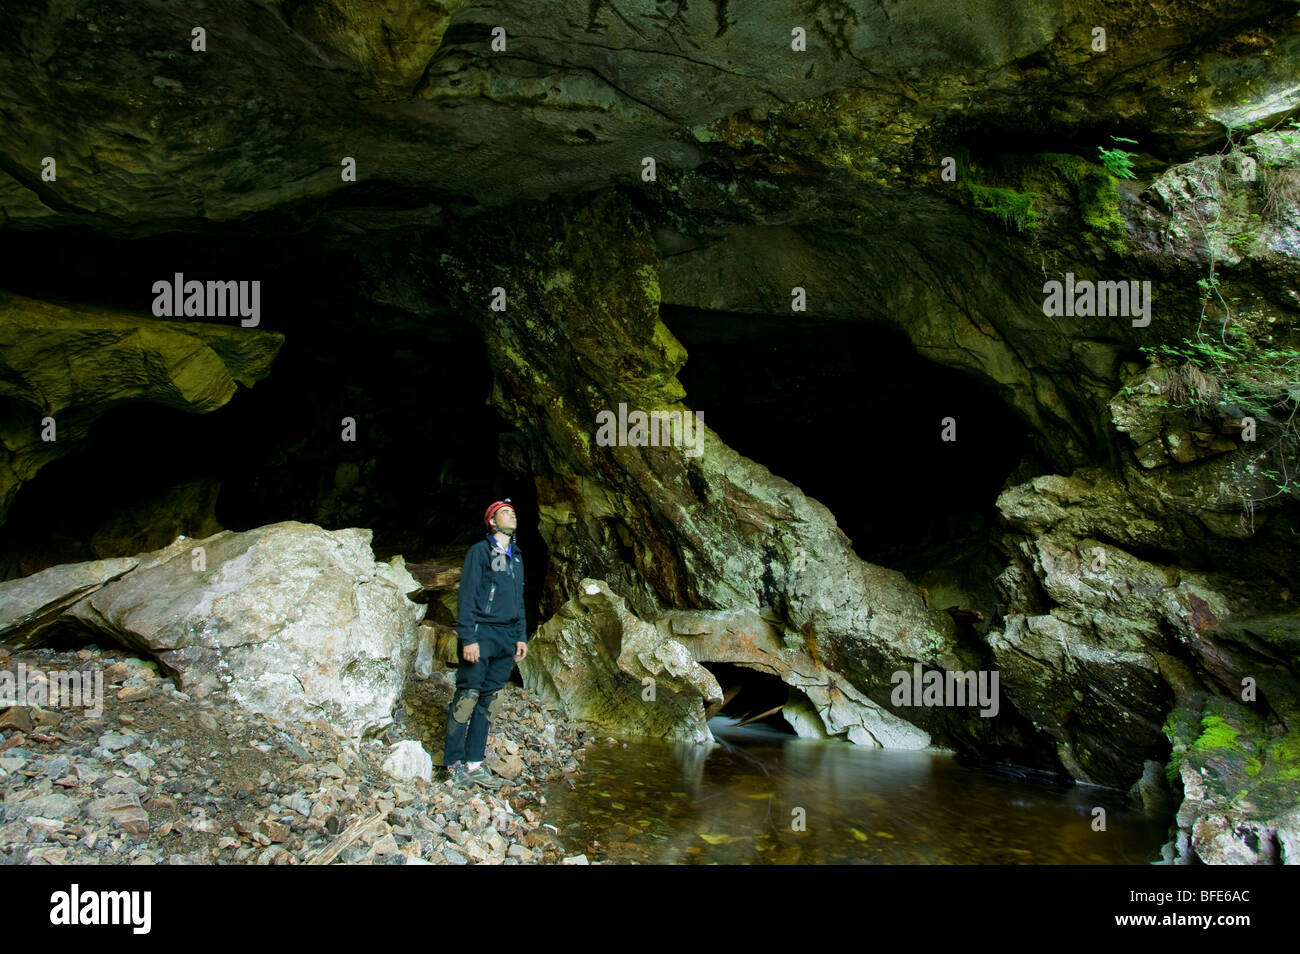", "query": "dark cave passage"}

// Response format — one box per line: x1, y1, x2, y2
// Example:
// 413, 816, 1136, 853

665, 307, 1044, 587
700, 661, 797, 734
0, 225, 548, 630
